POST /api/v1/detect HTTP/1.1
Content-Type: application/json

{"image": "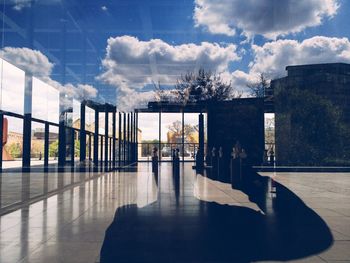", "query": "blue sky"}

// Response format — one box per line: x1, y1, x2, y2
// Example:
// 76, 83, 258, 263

1, 0, 350, 110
